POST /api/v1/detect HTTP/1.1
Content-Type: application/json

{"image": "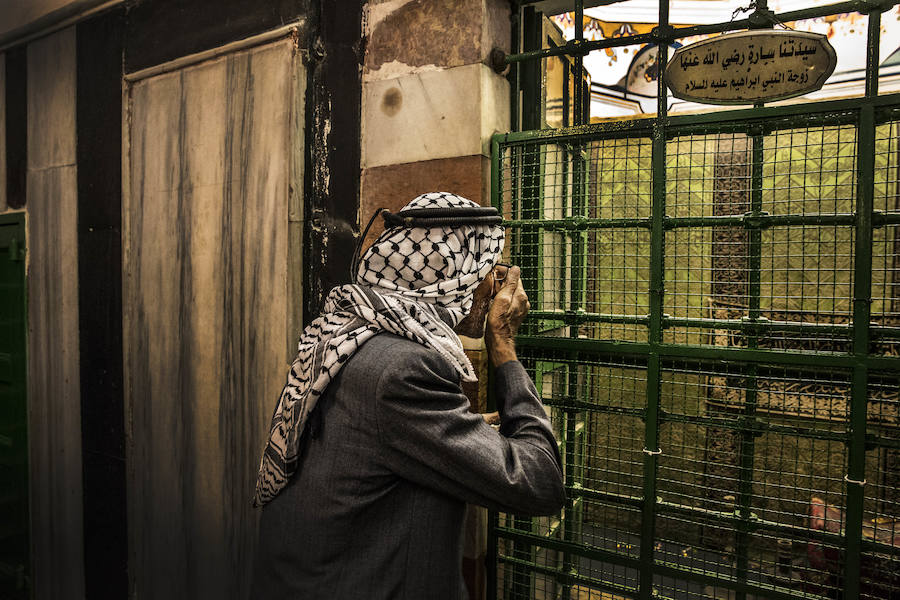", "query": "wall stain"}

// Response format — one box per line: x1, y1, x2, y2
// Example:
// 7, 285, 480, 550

381, 87, 402, 116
